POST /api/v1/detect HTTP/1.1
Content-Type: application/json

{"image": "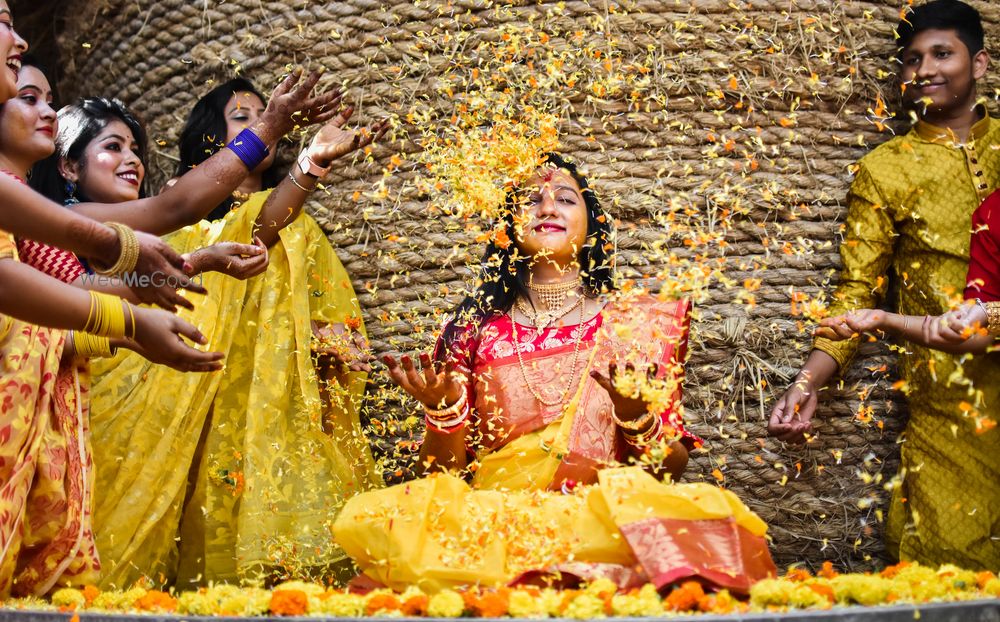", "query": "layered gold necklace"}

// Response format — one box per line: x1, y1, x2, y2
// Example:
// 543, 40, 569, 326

517, 277, 584, 330
510, 276, 588, 407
